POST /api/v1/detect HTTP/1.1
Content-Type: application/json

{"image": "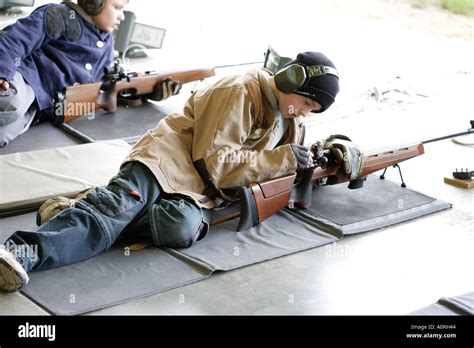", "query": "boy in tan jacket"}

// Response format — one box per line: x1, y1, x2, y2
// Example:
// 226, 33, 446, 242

0, 51, 362, 292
